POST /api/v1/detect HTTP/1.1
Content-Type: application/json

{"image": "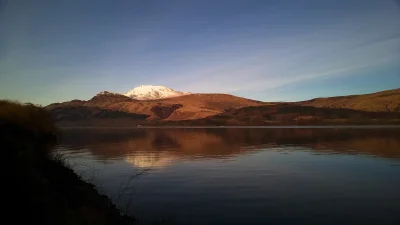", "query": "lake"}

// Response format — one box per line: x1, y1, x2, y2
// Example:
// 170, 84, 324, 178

57, 127, 400, 225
